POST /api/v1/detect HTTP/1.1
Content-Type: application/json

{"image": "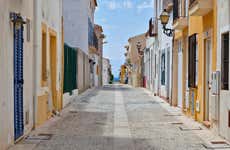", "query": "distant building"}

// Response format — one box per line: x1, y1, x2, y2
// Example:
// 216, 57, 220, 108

103, 58, 111, 85
126, 33, 146, 87
63, 0, 98, 93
